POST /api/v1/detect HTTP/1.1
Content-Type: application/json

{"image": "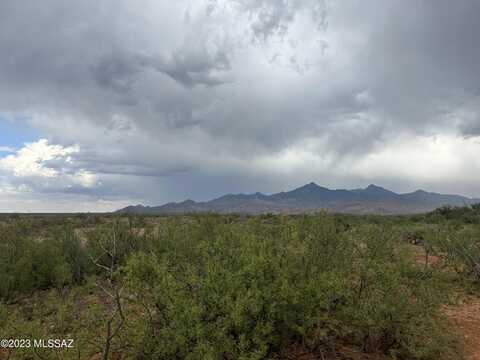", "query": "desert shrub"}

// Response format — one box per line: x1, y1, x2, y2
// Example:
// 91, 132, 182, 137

432, 225, 480, 284
122, 215, 454, 359
426, 204, 480, 224
84, 219, 150, 276
0, 213, 462, 358
0, 224, 87, 300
